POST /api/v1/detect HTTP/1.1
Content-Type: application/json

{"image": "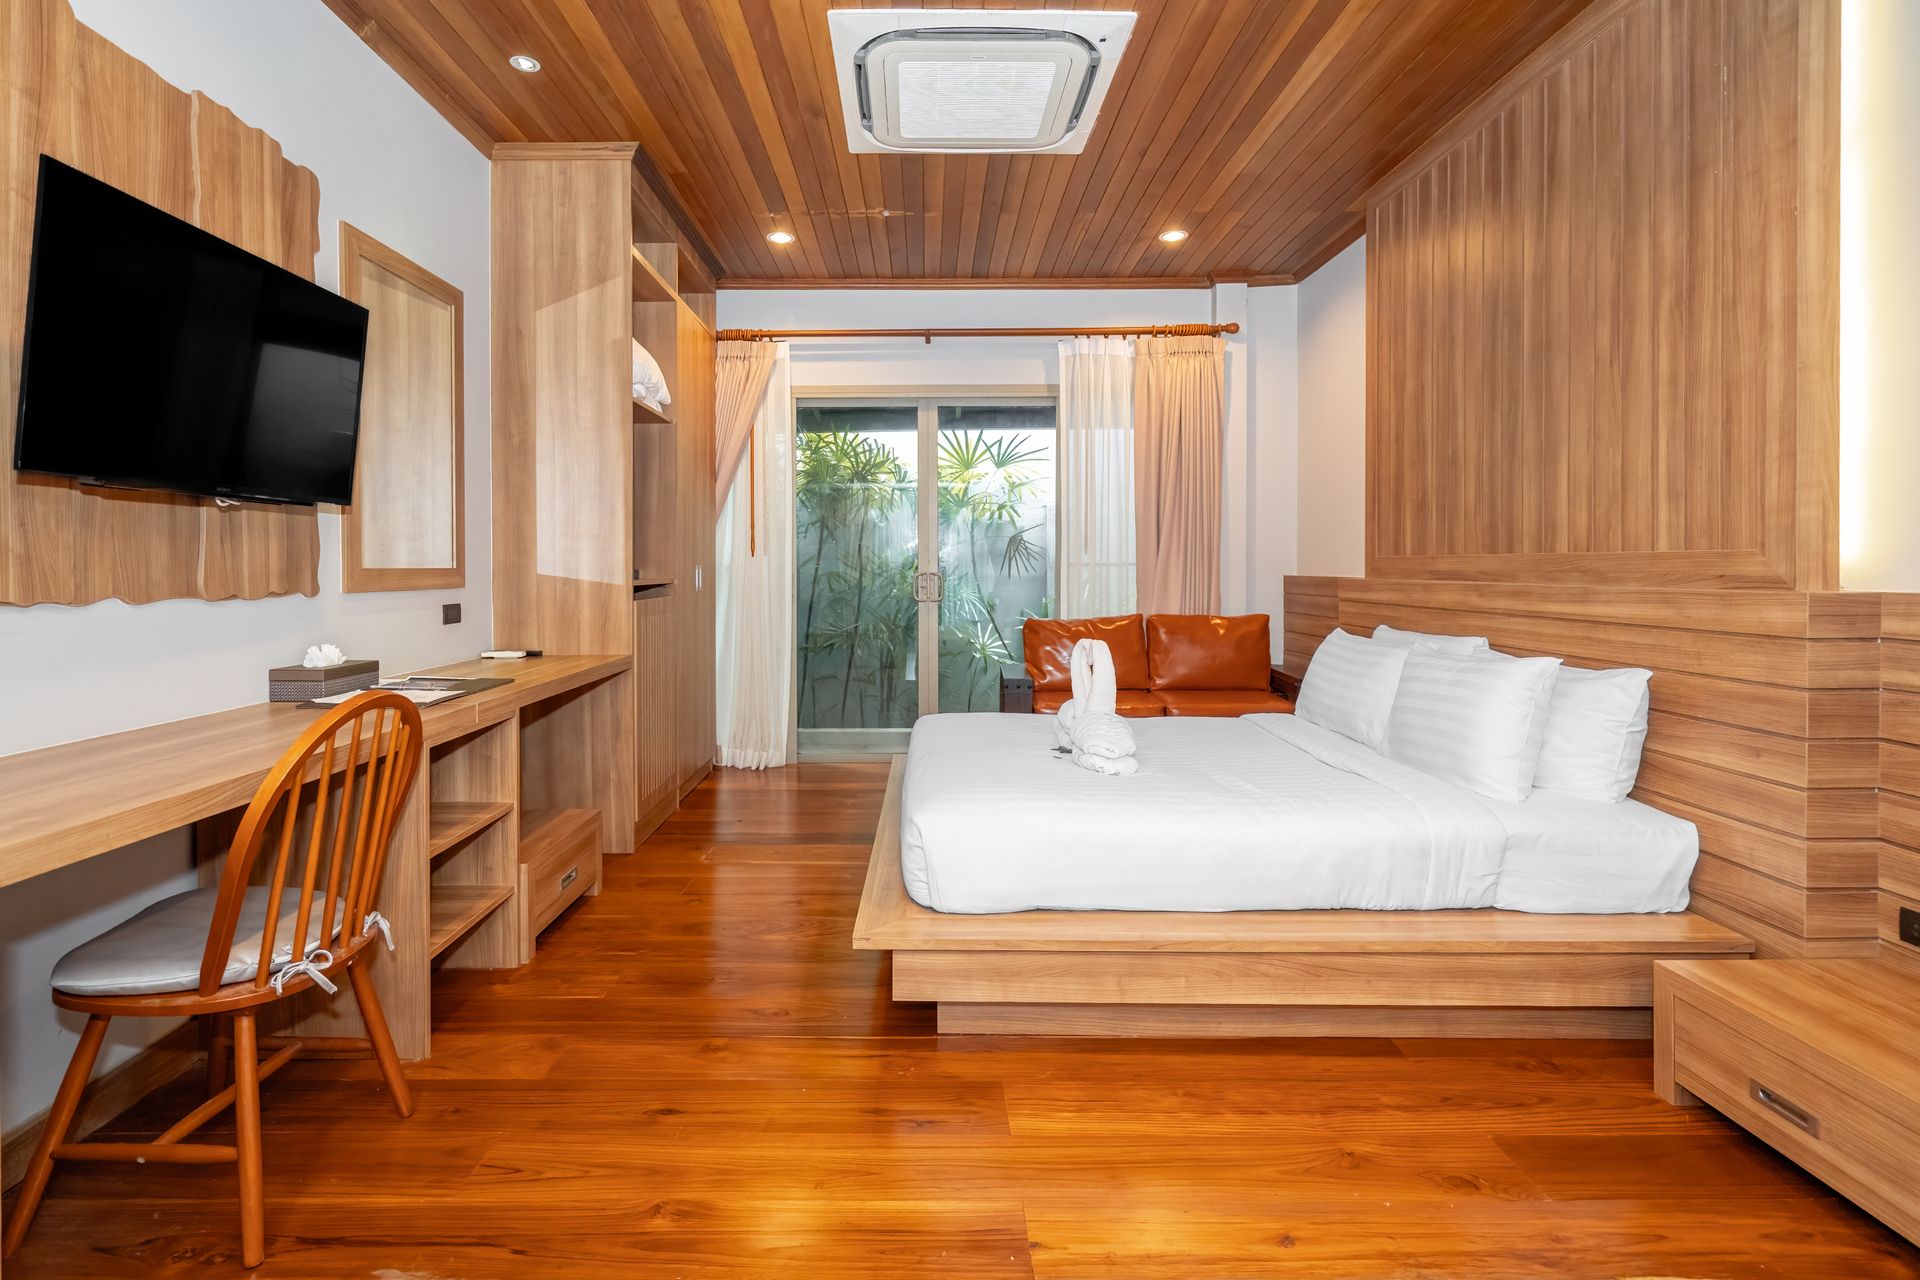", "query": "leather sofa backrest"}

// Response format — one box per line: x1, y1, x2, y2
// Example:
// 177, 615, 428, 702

1023, 614, 1150, 691
1147, 614, 1272, 690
